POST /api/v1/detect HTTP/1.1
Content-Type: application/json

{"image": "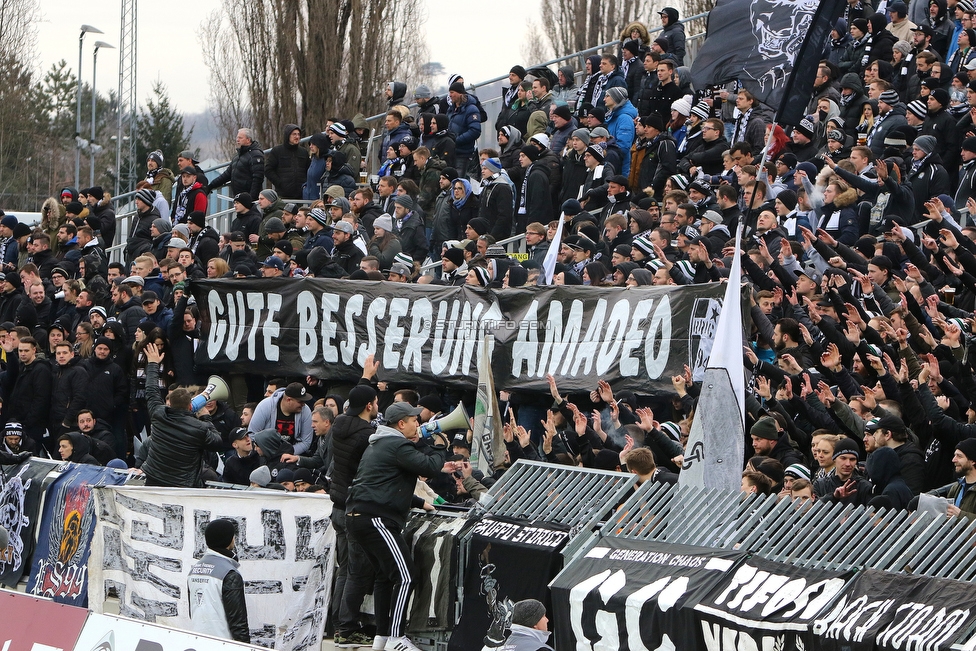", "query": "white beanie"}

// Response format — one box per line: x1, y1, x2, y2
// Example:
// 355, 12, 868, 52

672, 95, 693, 117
